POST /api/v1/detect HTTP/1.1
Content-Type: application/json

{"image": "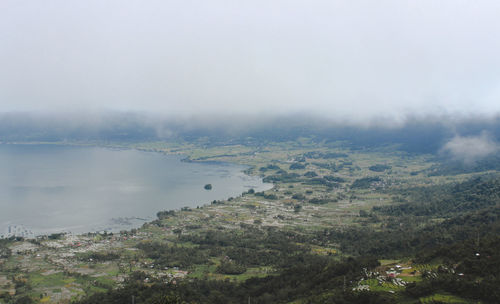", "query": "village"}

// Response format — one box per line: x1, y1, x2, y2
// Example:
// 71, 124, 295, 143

0, 142, 476, 303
